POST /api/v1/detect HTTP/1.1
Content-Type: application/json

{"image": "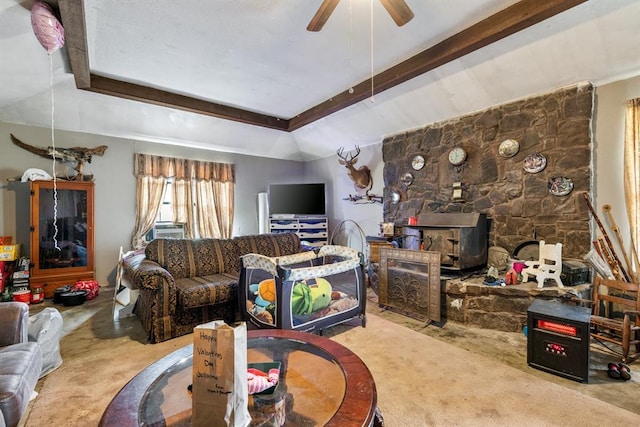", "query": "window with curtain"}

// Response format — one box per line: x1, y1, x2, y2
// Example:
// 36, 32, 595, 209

131, 153, 235, 249
624, 97, 640, 277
